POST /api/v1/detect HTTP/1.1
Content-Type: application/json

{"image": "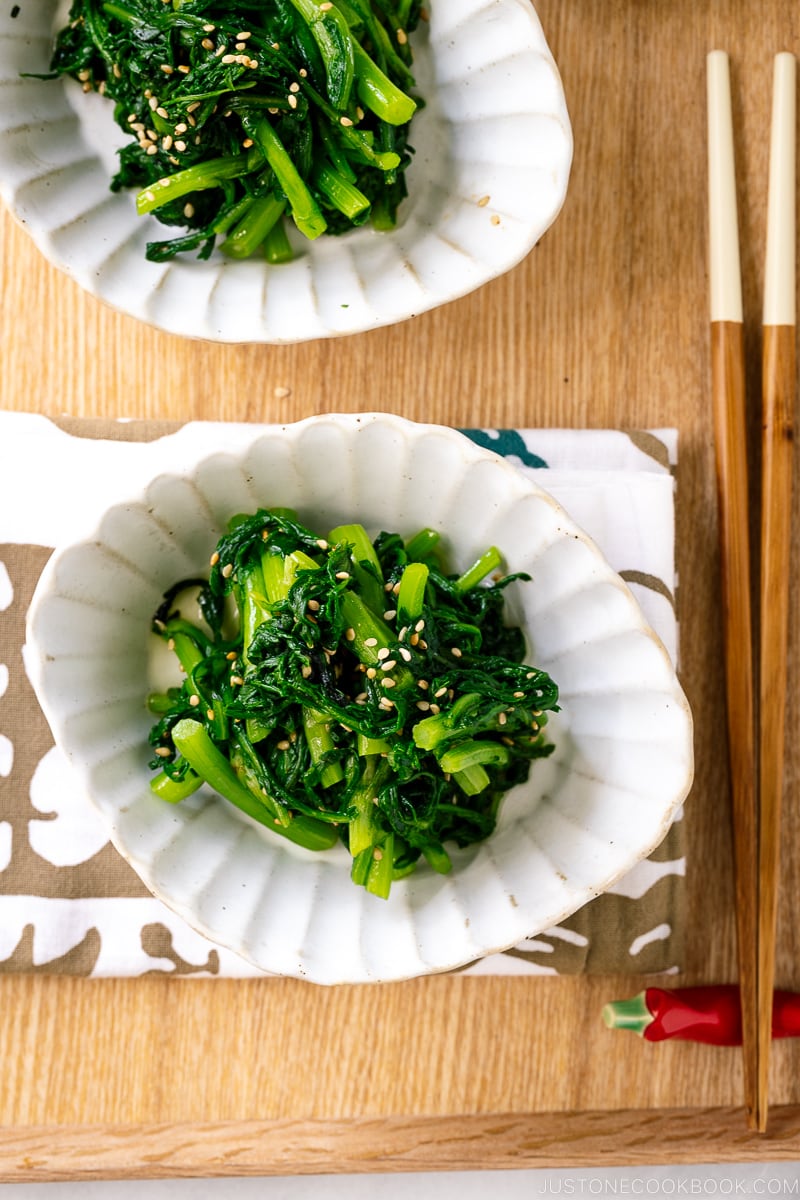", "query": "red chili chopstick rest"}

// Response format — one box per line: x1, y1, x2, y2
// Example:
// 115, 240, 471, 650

602, 986, 800, 1045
